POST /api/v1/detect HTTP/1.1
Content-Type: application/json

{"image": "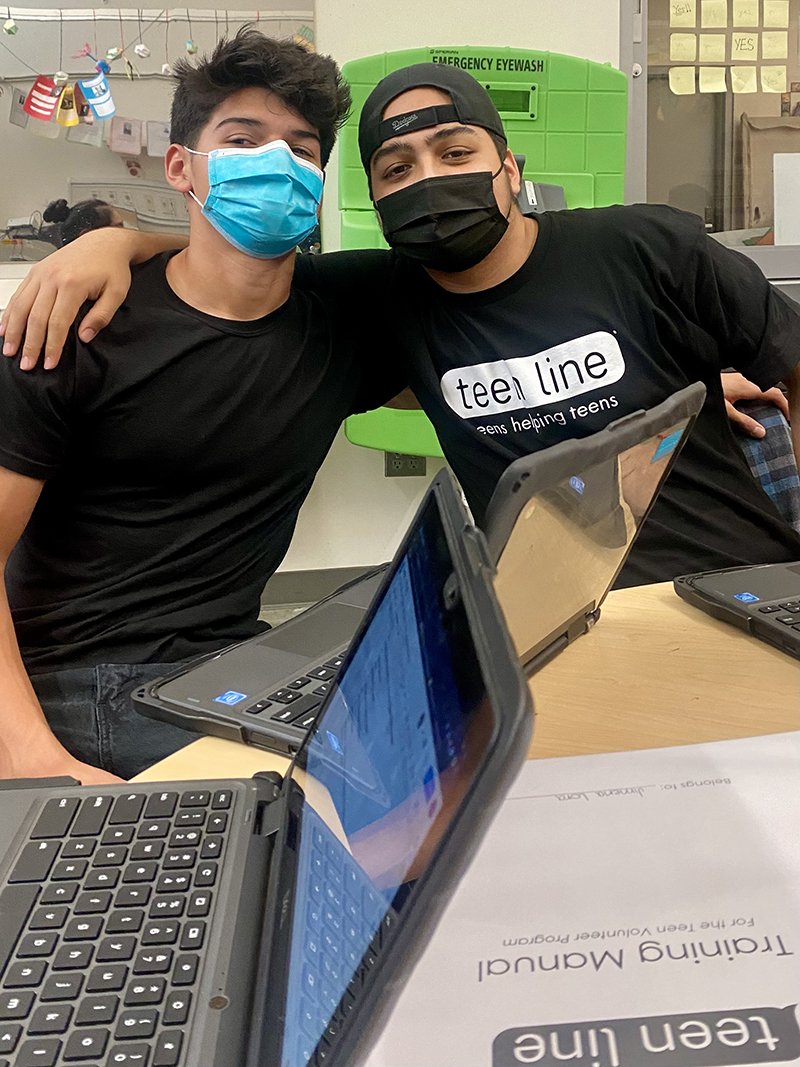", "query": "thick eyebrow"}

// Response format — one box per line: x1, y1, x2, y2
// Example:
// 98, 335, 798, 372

371, 124, 480, 169
214, 117, 320, 143
288, 128, 321, 144
214, 116, 265, 131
